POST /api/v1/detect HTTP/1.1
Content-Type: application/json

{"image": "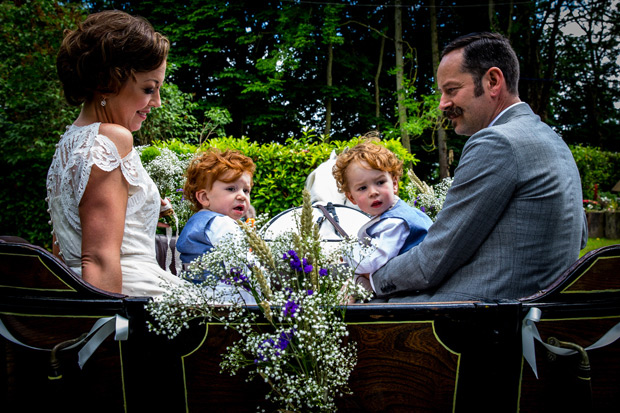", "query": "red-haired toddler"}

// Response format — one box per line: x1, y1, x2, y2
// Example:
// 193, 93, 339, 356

176, 148, 255, 266
332, 139, 432, 292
